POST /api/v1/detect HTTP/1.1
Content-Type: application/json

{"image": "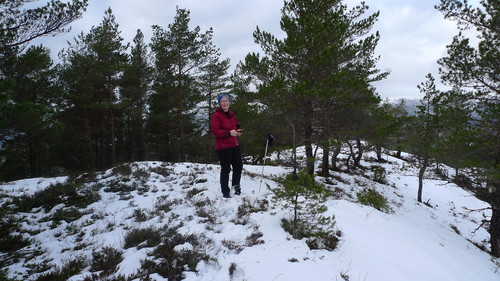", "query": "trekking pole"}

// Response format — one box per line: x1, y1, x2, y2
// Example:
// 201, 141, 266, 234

259, 133, 274, 192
